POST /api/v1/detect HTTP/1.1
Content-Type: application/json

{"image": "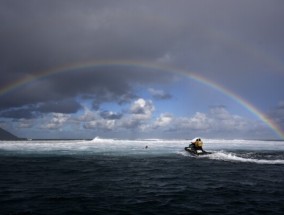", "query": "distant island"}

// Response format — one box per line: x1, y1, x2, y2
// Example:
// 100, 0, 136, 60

0, 127, 25, 140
